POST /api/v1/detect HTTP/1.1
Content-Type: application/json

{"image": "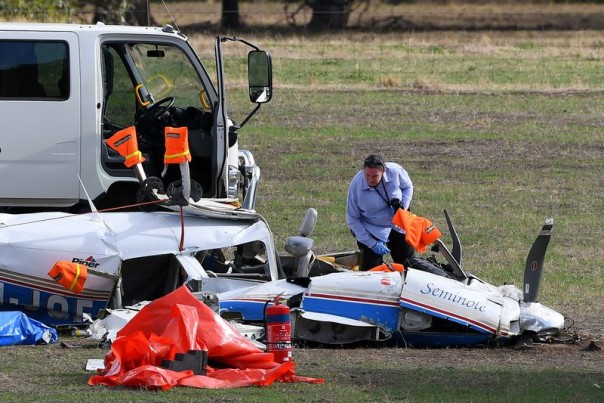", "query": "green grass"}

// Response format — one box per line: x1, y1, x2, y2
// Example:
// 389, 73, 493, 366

200, 30, 604, 92
0, 340, 601, 401
222, 30, 604, 344
238, 88, 604, 324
